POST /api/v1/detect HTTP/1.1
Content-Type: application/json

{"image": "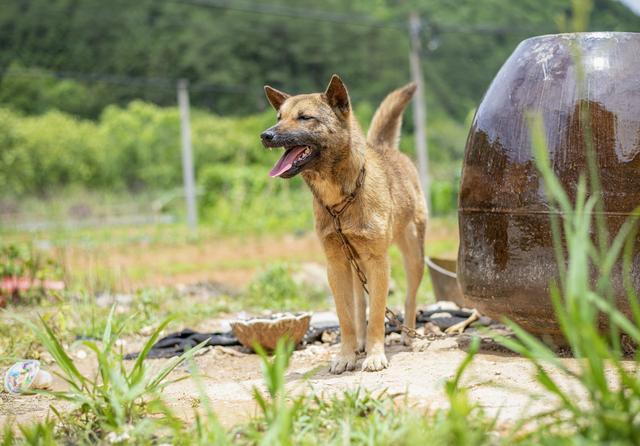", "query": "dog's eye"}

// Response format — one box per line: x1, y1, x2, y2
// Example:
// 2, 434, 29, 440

298, 115, 313, 121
